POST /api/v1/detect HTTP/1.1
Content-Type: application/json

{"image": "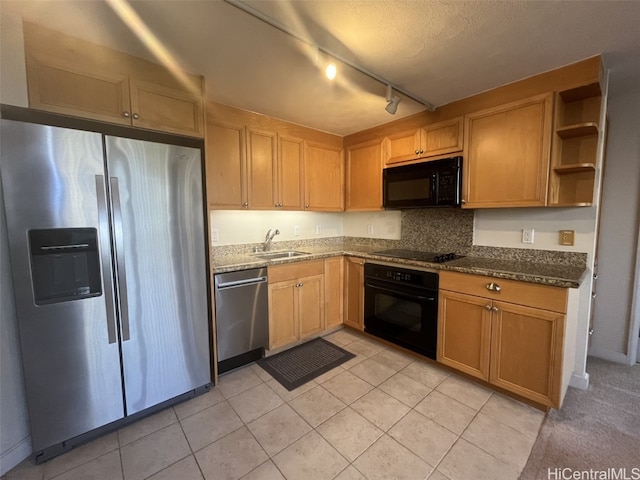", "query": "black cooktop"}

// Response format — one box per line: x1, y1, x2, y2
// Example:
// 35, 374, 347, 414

372, 249, 464, 263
